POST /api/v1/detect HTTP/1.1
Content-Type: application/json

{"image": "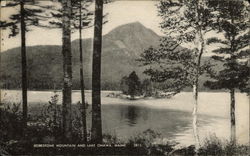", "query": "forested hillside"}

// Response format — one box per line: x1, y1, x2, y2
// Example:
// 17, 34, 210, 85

0, 22, 222, 91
